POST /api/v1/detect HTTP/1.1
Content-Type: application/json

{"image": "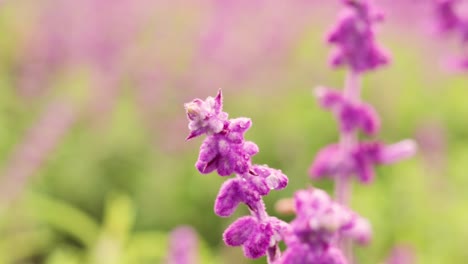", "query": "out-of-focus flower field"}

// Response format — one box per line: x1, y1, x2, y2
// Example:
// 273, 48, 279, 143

0, 0, 467, 263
